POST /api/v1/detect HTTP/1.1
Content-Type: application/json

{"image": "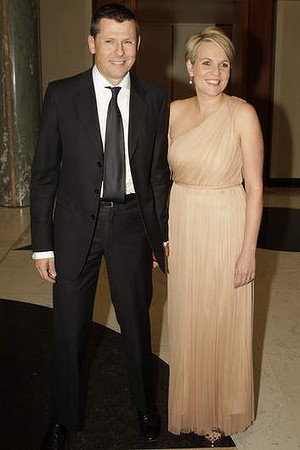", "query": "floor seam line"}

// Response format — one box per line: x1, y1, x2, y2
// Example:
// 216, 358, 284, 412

0, 223, 31, 265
